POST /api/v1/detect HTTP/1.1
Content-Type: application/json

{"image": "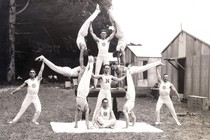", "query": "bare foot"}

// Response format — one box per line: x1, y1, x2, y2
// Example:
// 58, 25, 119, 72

110, 125, 115, 129
155, 122, 162, 125
32, 121, 39, 125
177, 122, 181, 126
35, 55, 44, 61
8, 120, 16, 124
96, 4, 101, 12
